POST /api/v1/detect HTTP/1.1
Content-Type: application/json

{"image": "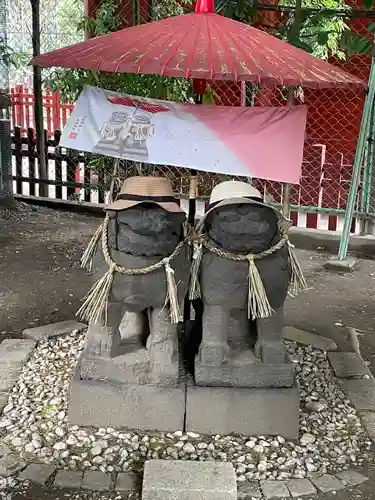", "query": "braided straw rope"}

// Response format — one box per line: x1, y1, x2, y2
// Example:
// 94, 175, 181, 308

189, 231, 307, 320
77, 214, 185, 325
